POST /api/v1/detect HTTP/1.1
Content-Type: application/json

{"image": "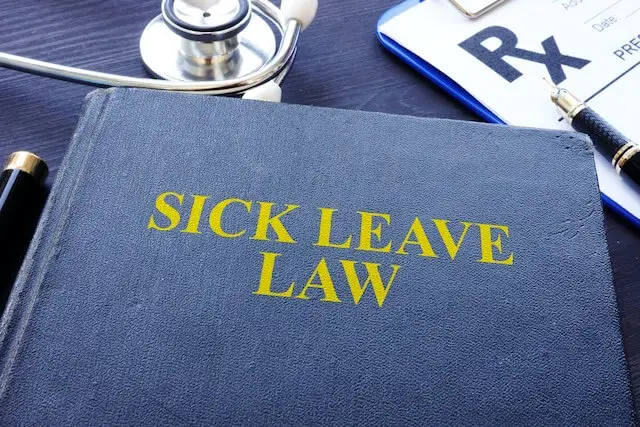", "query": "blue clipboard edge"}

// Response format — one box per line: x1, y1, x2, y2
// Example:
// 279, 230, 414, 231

376, 0, 640, 230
